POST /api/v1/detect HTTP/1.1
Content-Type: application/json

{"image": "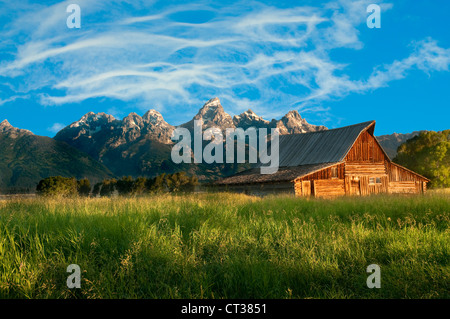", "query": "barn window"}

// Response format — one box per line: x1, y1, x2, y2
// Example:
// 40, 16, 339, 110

331, 167, 338, 178
369, 177, 382, 185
